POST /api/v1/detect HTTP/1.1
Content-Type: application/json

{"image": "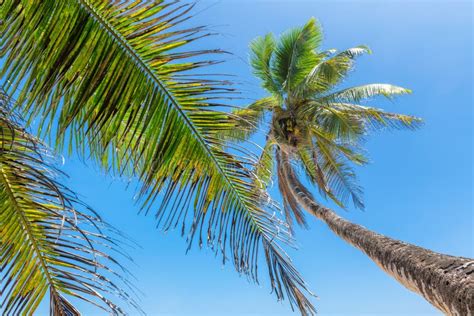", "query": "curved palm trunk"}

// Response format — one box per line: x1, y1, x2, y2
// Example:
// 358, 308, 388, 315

279, 151, 474, 315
